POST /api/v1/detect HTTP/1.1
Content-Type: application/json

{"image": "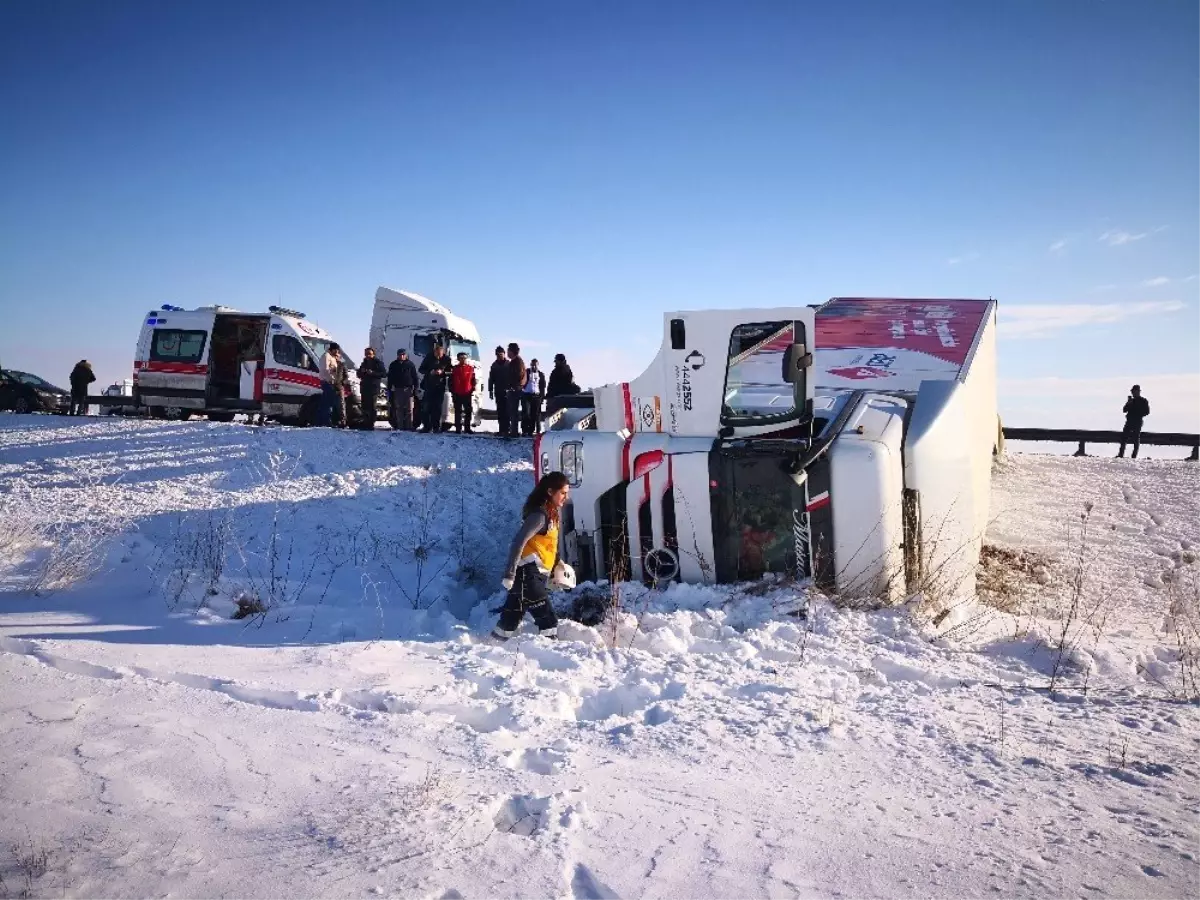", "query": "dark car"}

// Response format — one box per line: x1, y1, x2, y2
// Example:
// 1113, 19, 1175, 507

0, 370, 71, 414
